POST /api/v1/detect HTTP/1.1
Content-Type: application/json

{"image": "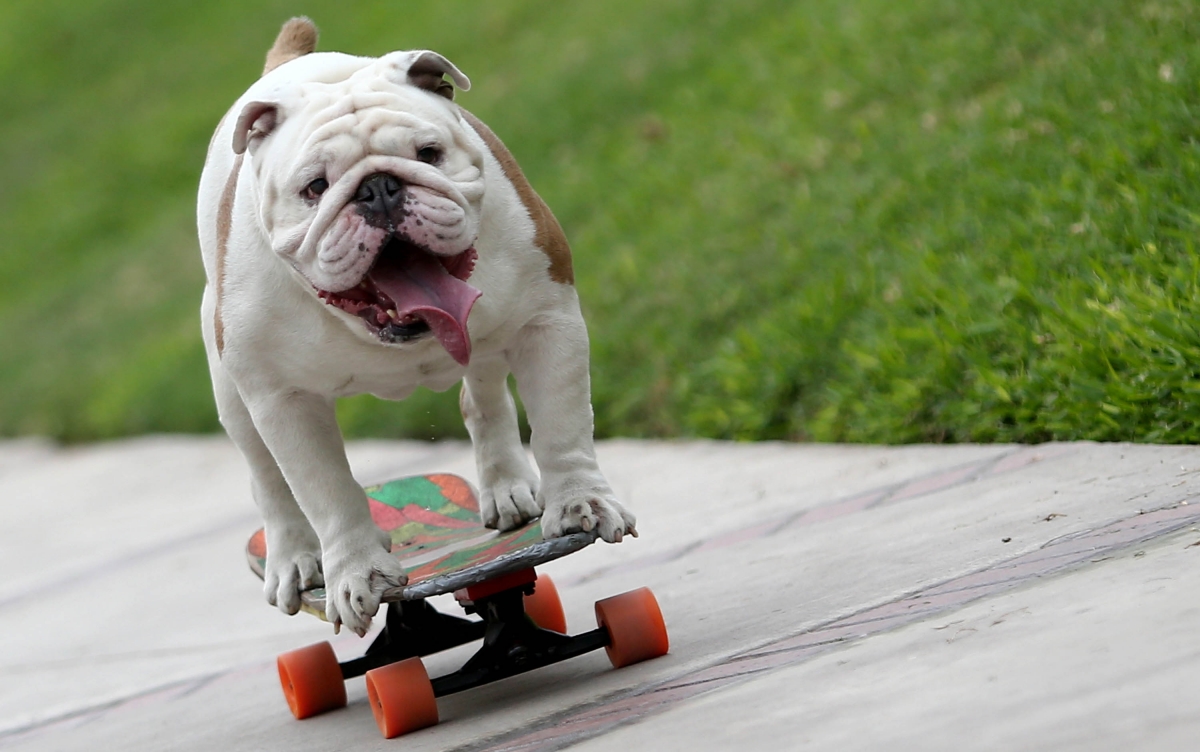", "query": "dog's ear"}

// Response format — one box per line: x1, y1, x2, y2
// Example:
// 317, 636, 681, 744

388, 50, 471, 100
233, 101, 280, 155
